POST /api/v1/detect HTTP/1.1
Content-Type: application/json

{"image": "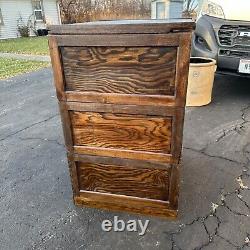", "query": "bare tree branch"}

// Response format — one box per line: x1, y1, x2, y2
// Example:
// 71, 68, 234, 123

58, 0, 151, 24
